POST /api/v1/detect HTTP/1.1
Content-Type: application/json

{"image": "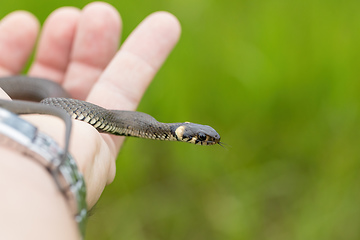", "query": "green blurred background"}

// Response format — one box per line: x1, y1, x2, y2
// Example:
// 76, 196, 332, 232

2, 0, 360, 239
